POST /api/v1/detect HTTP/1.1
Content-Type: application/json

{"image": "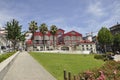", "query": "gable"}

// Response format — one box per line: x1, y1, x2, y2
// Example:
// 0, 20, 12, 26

64, 30, 82, 37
